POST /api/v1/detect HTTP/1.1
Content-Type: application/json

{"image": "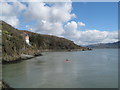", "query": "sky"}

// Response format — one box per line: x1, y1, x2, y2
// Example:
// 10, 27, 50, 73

72, 2, 118, 31
0, 1, 118, 45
